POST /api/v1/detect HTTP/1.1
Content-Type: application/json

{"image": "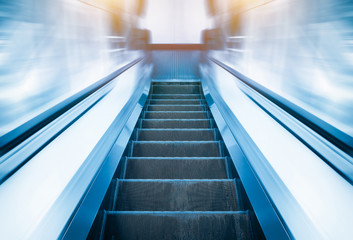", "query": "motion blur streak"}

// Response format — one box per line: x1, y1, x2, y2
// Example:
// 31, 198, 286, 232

1, 0, 353, 144
0, 0, 142, 138
208, 0, 353, 139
